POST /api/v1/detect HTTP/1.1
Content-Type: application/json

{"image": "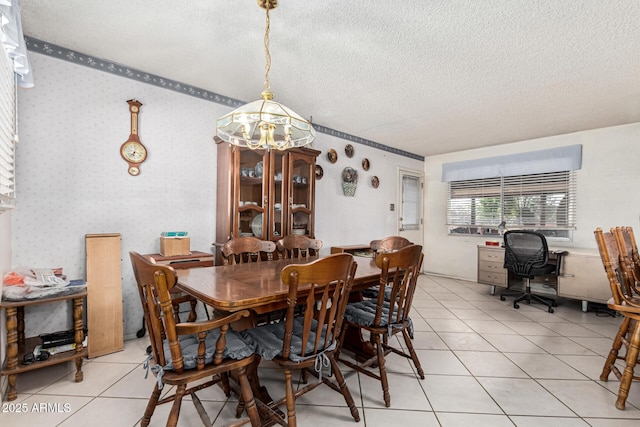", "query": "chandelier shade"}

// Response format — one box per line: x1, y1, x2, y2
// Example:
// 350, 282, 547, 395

216, 94, 316, 151
215, 0, 315, 151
